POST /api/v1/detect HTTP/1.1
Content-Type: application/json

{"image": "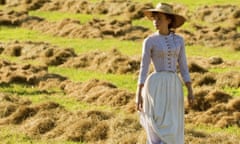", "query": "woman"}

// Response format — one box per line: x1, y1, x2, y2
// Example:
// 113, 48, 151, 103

136, 3, 194, 144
